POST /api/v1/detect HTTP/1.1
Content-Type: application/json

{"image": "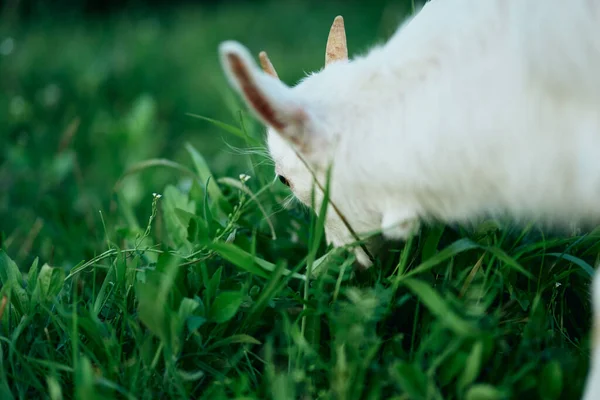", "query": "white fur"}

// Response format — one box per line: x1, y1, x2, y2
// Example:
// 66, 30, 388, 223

220, 0, 600, 266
